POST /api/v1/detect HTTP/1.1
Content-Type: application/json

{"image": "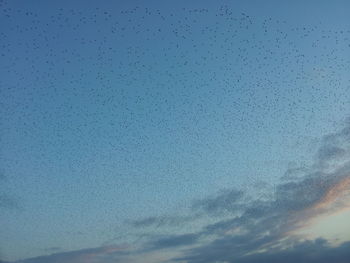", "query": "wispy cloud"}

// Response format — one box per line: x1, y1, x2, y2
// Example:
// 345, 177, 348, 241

168, 119, 350, 263
10, 118, 350, 263
146, 233, 201, 250
144, 118, 350, 262
128, 214, 198, 228
191, 189, 245, 216
13, 245, 130, 263
176, 239, 350, 263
